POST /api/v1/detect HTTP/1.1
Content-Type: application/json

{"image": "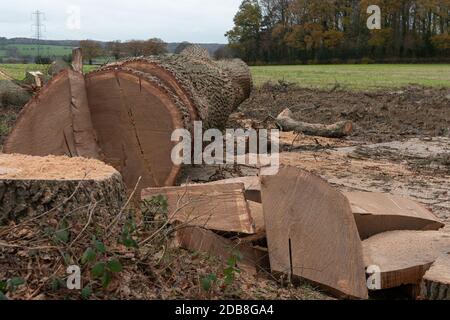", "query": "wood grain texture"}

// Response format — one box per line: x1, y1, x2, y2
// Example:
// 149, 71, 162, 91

363, 231, 450, 290
261, 167, 368, 299
142, 183, 255, 234
345, 192, 444, 239
3, 70, 100, 159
